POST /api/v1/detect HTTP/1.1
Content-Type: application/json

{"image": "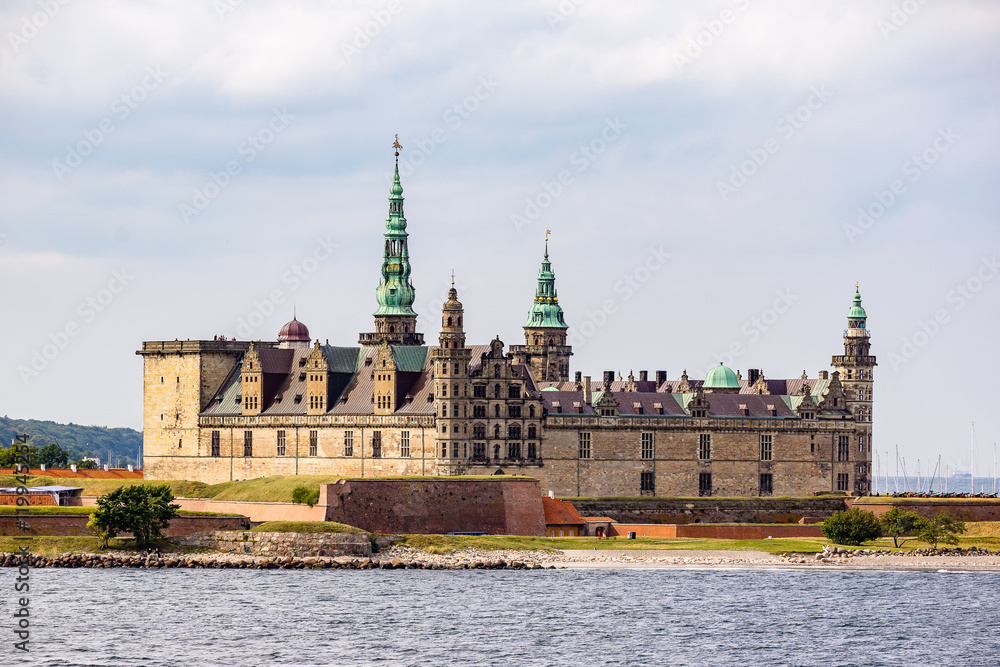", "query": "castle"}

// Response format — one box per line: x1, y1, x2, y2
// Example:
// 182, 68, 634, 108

139, 144, 875, 497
